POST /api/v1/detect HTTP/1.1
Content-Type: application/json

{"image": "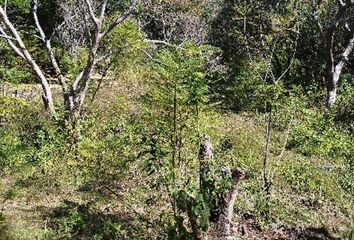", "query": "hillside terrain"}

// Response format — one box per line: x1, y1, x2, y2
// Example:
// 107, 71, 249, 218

0, 0, 354, 239
0, 79, 353, 239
